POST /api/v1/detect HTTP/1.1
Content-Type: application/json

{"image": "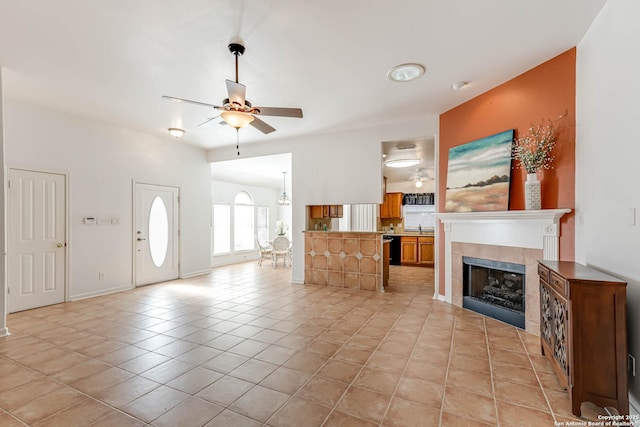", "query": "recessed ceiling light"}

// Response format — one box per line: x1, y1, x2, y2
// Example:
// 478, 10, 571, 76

168, 128, 185, 138
385, 159, 421, 168
387, 63, 426, 82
